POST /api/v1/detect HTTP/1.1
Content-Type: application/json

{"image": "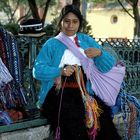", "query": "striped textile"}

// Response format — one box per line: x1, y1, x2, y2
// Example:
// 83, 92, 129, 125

0, 27, 27, 110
